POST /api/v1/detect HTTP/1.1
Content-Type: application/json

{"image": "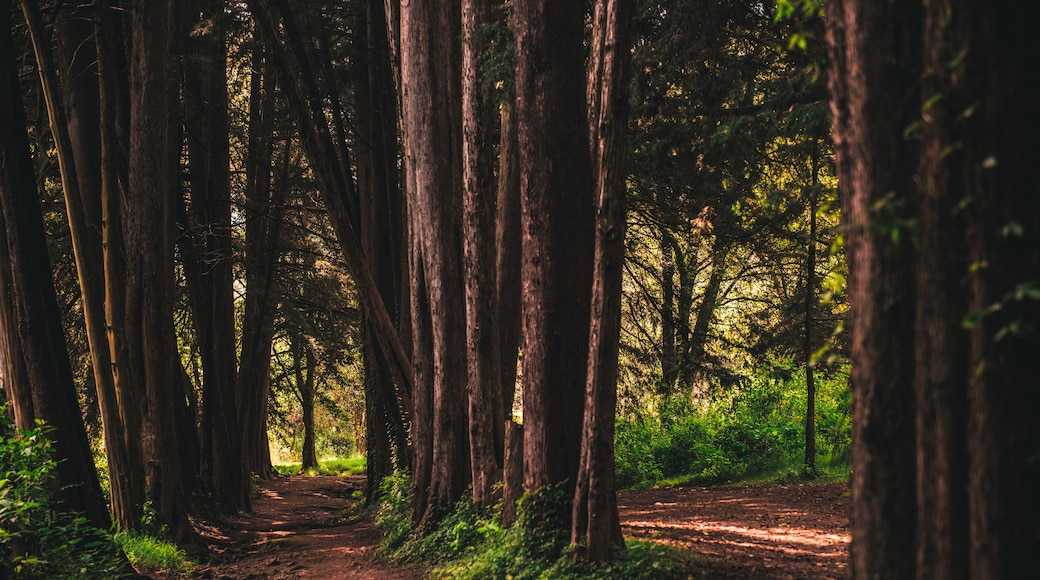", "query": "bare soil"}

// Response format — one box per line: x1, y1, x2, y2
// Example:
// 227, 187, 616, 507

142, 476, 849, 579
619, 482, 850, 579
